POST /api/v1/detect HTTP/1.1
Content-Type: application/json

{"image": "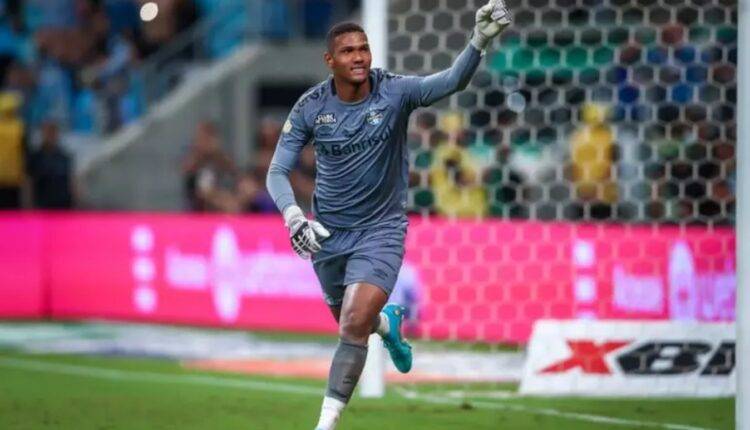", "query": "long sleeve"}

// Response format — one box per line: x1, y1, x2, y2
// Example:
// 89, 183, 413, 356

266, 144, 303, 214
395, 43, 483, 110
417, 44, 483, 107
265, 104, 311, 214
